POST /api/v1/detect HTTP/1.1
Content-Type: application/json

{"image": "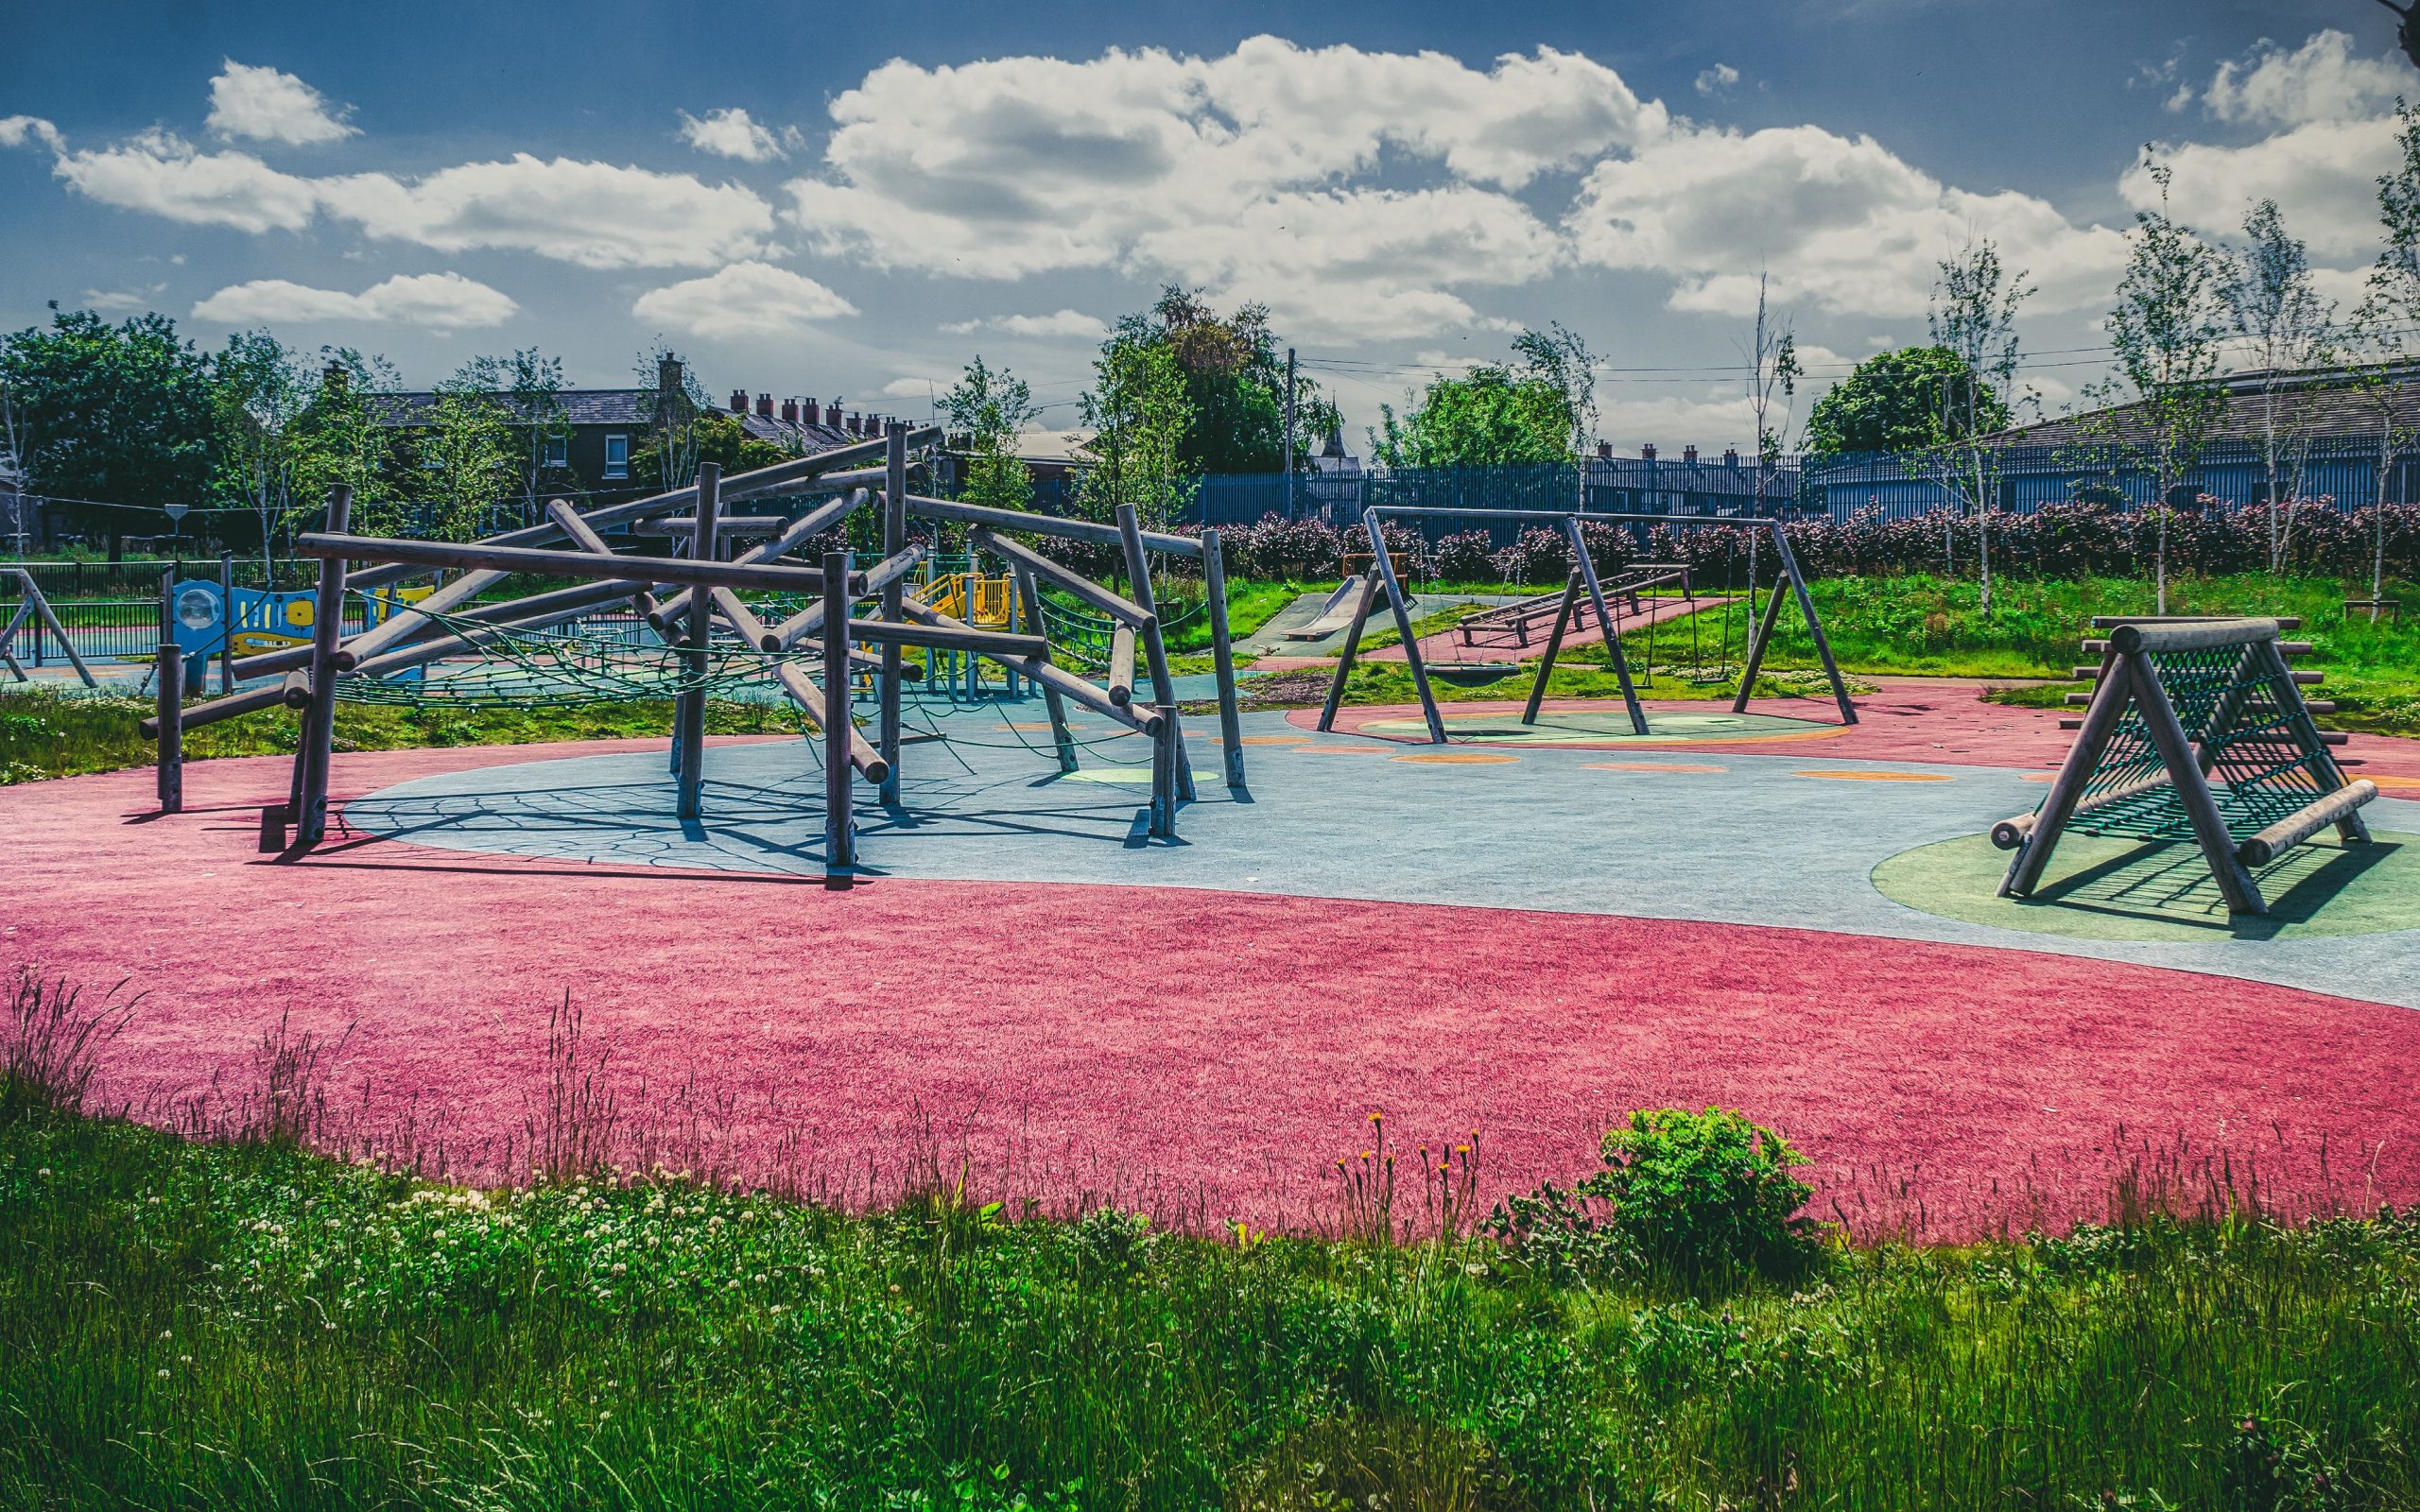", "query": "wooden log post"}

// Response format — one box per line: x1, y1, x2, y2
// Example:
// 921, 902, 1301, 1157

1563, 516, 1647, 736
216, 551, 236, 694
1115, 504, 1193, 799
1200, 526, 1246, 790
154, 568, 182, 814
1106, 624, 1137, 707
821, 549, 856, 872
1316, 569, 1382, 733
1766, 520, 1856, 726
1013, 564, 1078, 773
1522, 572, 1585, 726
880, 424, 908, 804
2126, 652, 2266, 915
292, 485, 354, 848
2001, 647, 2134, 898
675, 463, 721, 818
1150, 702, 1179, 839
